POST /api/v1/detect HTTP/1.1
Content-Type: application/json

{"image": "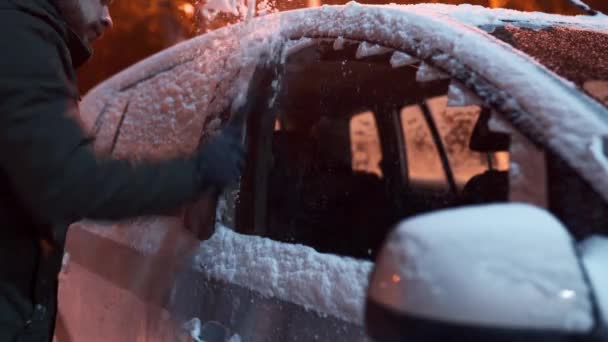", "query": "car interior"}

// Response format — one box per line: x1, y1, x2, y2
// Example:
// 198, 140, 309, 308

236, 40, 511, 259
